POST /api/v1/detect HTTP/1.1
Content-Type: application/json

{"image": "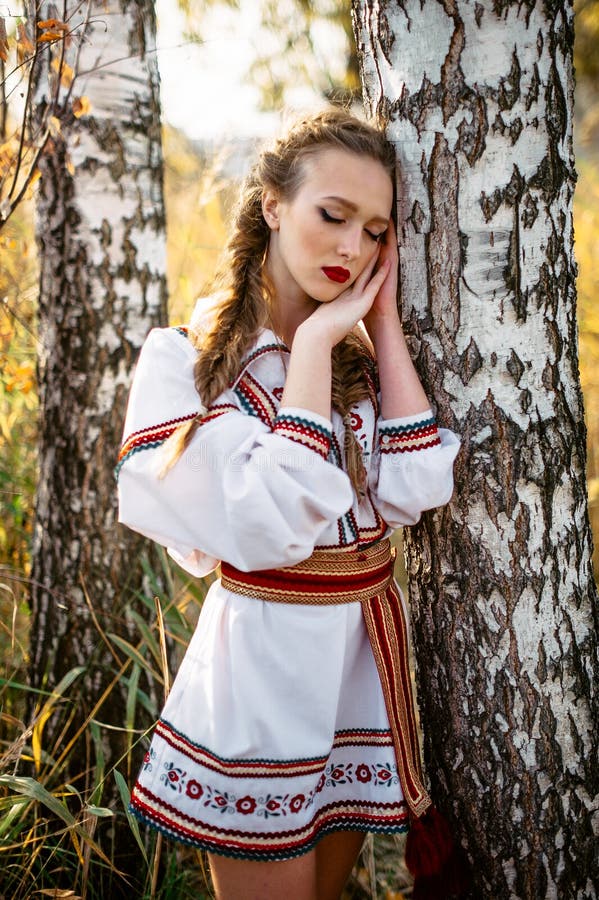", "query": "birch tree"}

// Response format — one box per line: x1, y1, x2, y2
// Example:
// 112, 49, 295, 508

352, 1, 598, 897
27, 0, 167, 826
